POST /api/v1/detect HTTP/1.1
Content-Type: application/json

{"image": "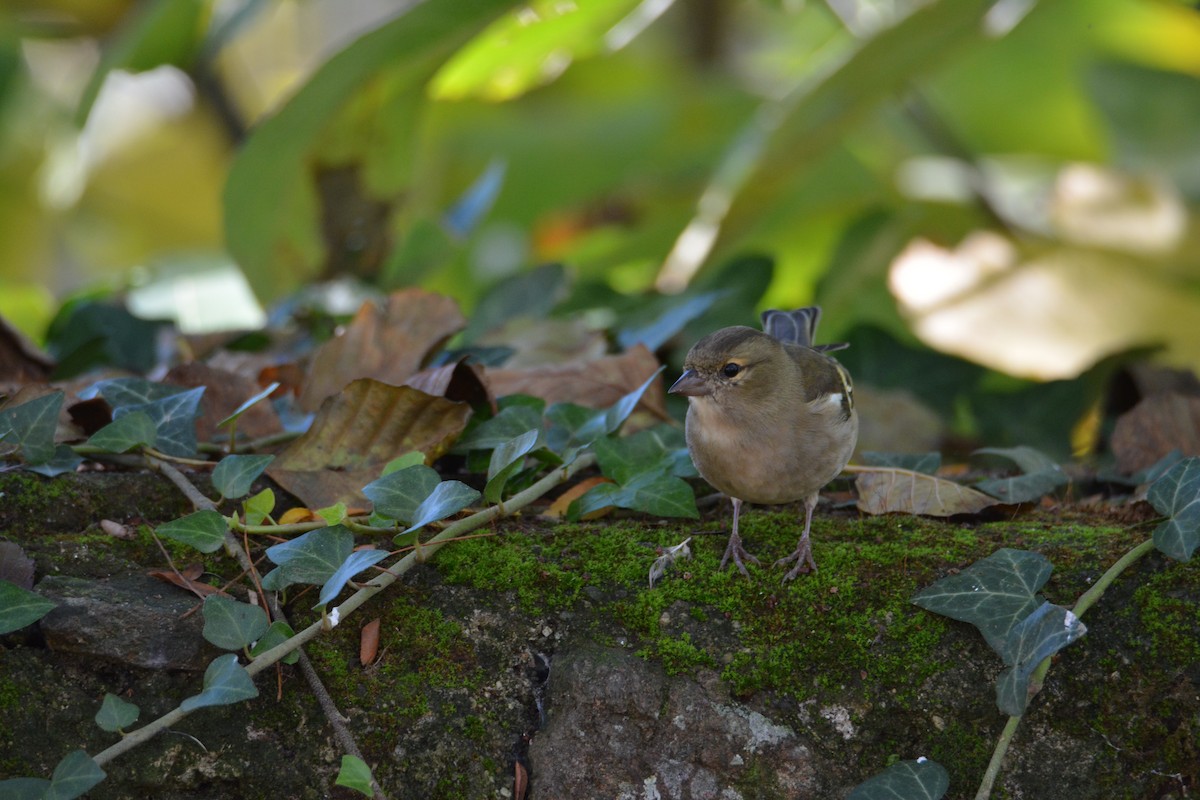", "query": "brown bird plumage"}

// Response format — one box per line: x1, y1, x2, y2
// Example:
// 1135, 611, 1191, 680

669, 307, 857, 580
